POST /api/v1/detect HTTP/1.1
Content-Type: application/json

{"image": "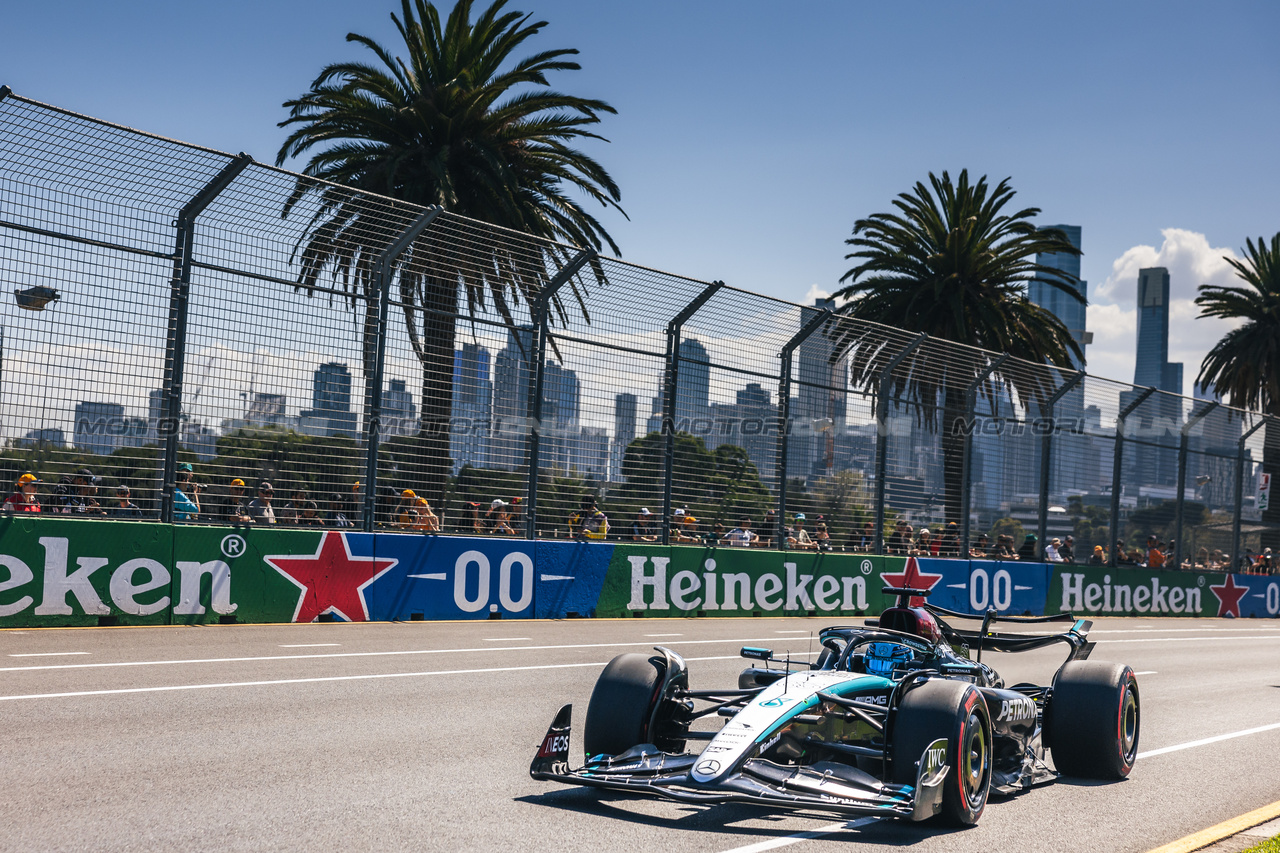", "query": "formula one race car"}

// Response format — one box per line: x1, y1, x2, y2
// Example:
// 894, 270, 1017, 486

530, 588, 1139, 826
